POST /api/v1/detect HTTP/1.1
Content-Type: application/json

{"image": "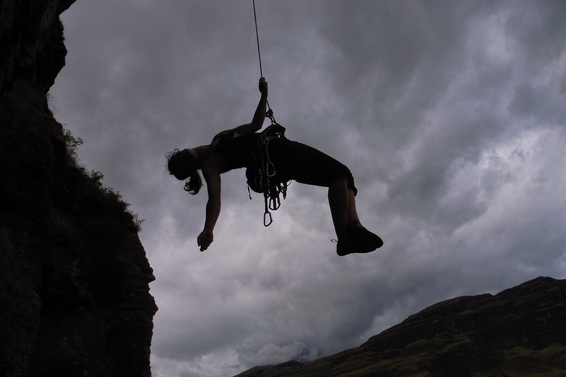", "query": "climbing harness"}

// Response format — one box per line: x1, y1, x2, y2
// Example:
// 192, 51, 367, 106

248, 0, 288, 226
246, 123, 288, 226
